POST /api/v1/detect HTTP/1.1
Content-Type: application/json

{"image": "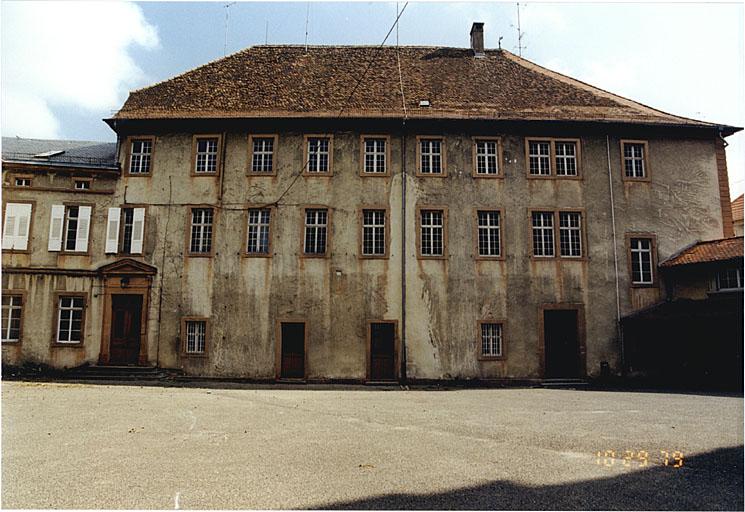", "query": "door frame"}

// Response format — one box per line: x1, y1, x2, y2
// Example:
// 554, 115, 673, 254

108, 293, 145, 365
275, 318, 308, 381
97, 259, 156, 366
538, 303, 586, 378
366, 319, 399, 382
